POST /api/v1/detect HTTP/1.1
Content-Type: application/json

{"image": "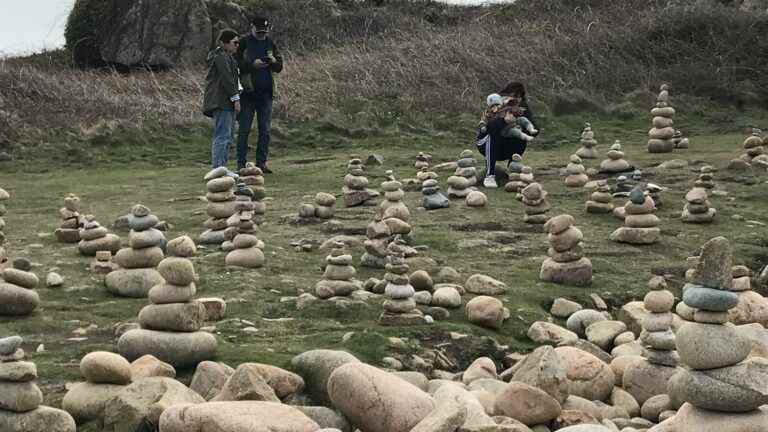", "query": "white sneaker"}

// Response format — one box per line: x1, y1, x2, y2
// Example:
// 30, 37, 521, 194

483, 176, 498, 188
